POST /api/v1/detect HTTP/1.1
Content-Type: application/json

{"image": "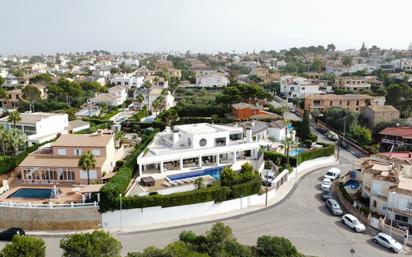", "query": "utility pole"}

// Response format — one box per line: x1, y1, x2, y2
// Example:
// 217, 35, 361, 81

119, 193, 123, 232
265, 169, 269, 206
